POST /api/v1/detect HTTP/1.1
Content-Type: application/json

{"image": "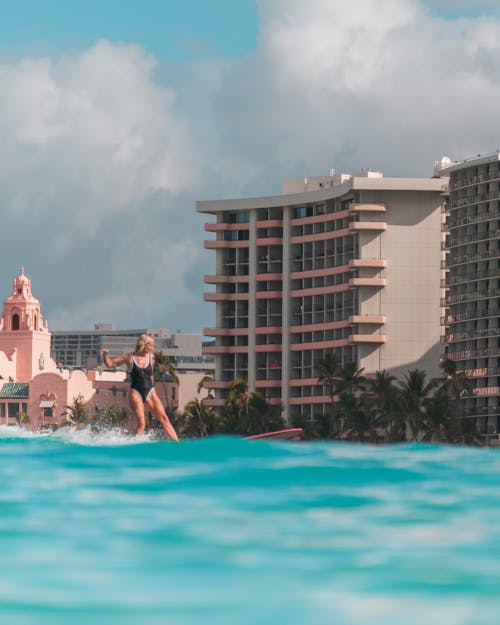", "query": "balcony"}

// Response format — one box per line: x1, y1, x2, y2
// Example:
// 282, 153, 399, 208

205, 223, 250, 232
445, 288, 500, 305
348, 315, 386, 325
204, 240, 249, 249
449, 190, 500, 209
204, 293, 249, 302
202, 345, 248, 354
348, 258, 388, 269
291, 228, 350, 244
289, 395, 332, 405
349, 221, 387, 232
348, 334, 387, 344
349, 277, 387, 288
203, 327, 249, 337
350, 203, 387, 213
290, 283, 350, 297
204, 275, 249, 284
